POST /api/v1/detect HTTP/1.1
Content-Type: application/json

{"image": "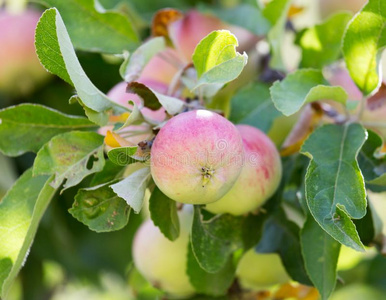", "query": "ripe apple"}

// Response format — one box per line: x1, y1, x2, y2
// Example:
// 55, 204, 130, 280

168, 10, 258, 63
205, 125, 281, 216
326, 66, 386, 138
319, 0, 367, 17
236, 249, 290, 291
132, 209, 195, 298
151, 110, 244, 204
0, 9, 49, 96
